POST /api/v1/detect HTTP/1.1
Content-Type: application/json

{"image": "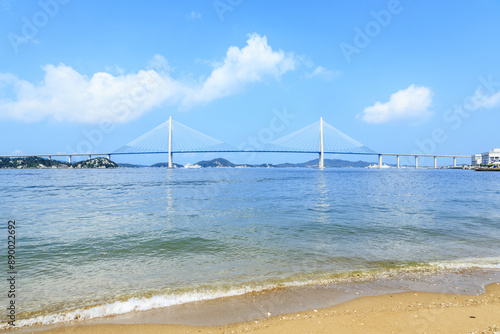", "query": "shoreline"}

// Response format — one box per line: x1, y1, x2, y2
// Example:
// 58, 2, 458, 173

14, 282, 500, 334
8, 268, 500, 333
